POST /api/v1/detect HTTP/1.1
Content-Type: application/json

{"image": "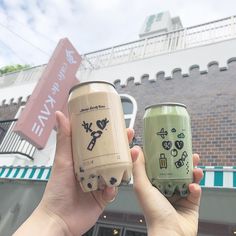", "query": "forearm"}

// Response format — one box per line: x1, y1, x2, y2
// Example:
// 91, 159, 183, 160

148, 227, 181, 236
147, 222, 186, 236
13, 205, 73, 236
148, 224, 197, 236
